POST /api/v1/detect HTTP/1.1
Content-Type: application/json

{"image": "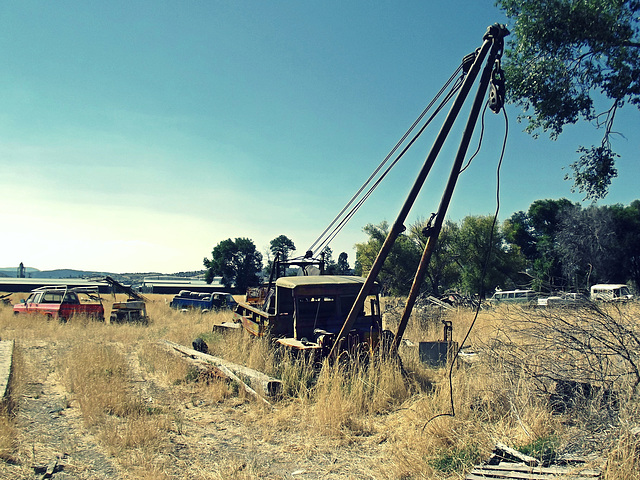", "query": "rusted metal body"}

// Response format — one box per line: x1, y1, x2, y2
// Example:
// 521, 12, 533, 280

103, 276, 149, 324
232, 275, 382, 354
13, 285, 105, 321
